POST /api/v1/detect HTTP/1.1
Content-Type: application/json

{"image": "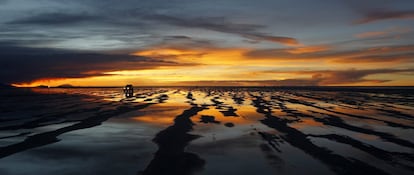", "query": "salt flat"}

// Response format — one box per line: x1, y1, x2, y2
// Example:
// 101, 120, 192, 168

0, 87, 413, 175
